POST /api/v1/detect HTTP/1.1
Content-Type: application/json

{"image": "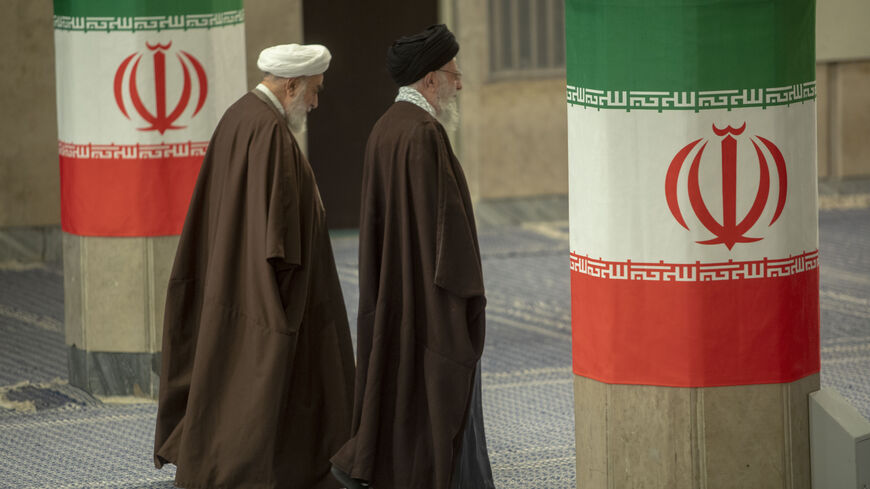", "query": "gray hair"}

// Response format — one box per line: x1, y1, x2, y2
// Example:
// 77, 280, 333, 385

263, 72, 309, 88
